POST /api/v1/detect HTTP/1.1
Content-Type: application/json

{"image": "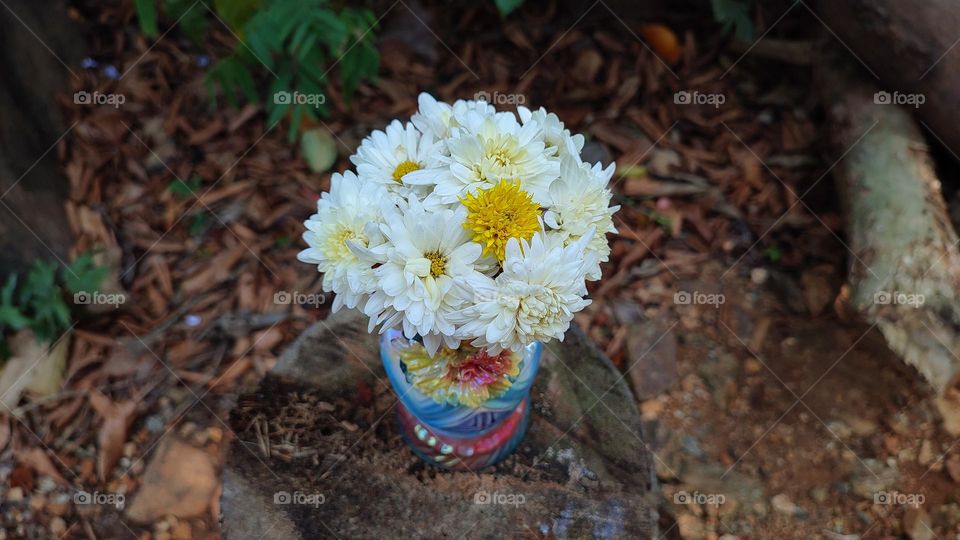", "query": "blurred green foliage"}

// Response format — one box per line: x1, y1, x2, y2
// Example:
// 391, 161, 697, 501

134, 0, 380, 141
0, 253, 108, 345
